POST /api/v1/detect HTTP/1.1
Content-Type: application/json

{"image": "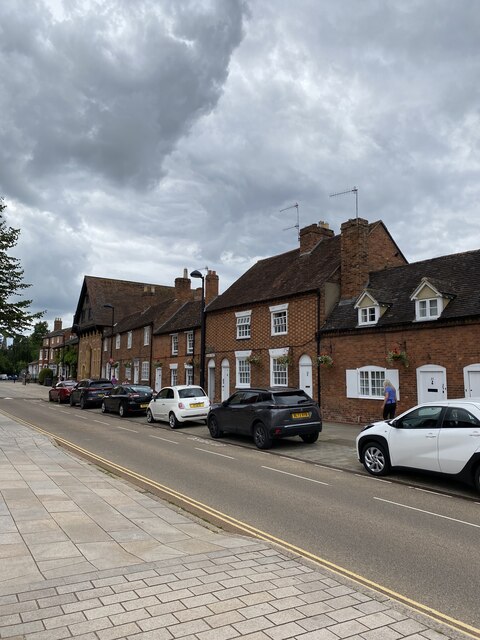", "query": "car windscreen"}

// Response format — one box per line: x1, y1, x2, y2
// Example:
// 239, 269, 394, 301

178, 387, 205, 399
273, 391, 313, 406
128, 386, 152, 393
